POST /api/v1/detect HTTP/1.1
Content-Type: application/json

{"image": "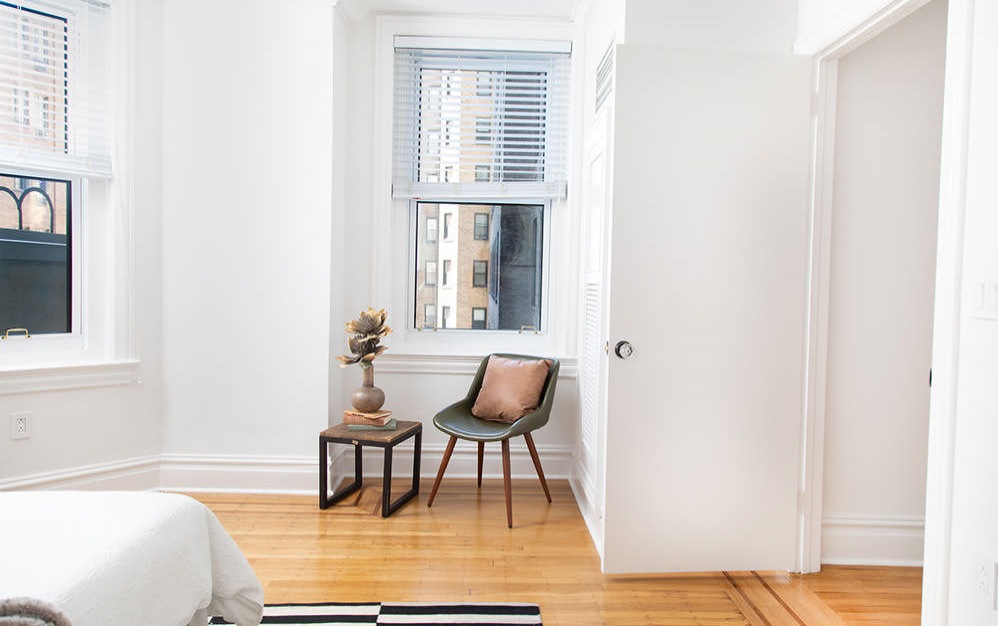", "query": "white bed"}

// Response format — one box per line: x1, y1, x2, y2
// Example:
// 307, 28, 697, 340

0, 491, 264, 626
